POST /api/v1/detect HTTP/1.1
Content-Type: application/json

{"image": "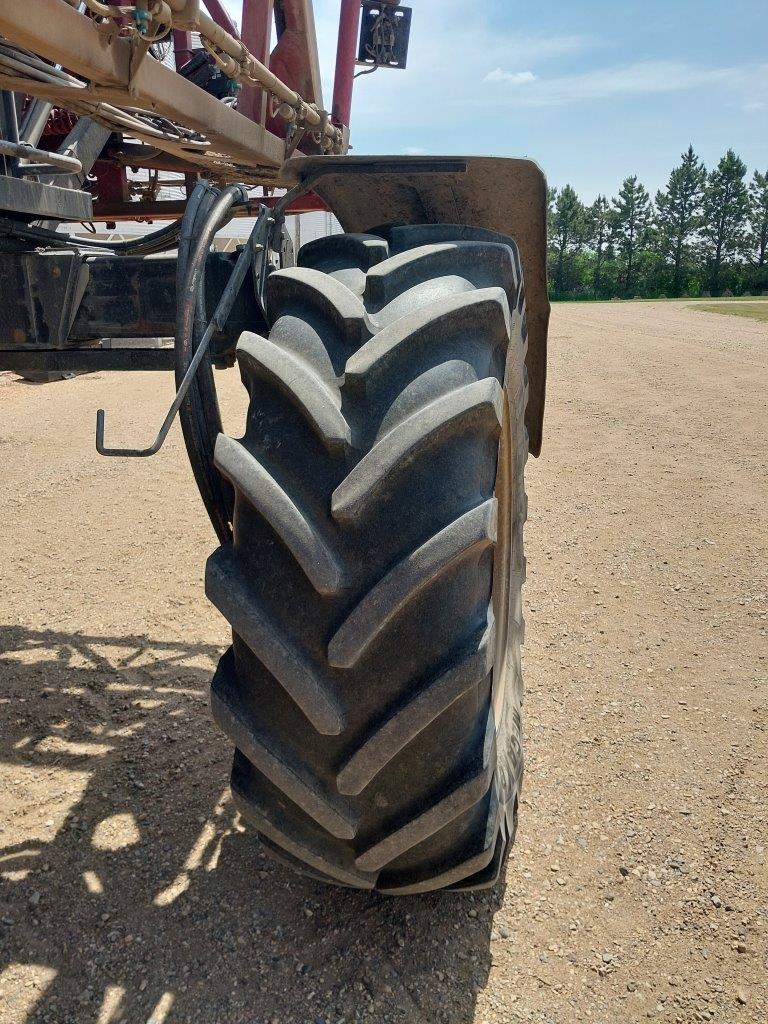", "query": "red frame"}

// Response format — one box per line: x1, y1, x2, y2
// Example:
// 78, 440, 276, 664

84, 1, 364, 220
332, 0, 361, 126
171, 0, 362, 131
